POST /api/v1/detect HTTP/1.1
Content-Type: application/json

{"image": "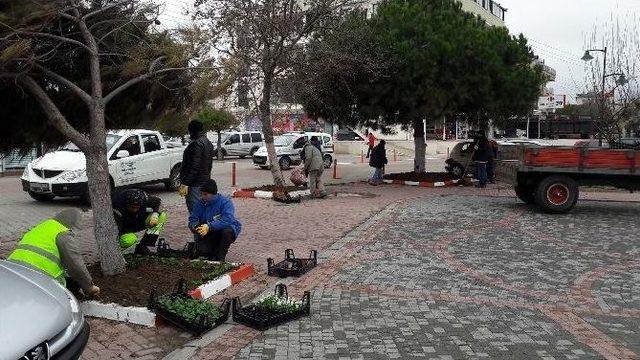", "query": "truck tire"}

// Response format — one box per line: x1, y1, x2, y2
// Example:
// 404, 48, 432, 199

534, 175, 579, 214
249, 147, 259, 157
29, 192, 55, 202
165, 164, 182, 191
514, 184, 535, 204
323, 154, 333, 169
279, 156, 292, 170
449, 163, 465, 179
